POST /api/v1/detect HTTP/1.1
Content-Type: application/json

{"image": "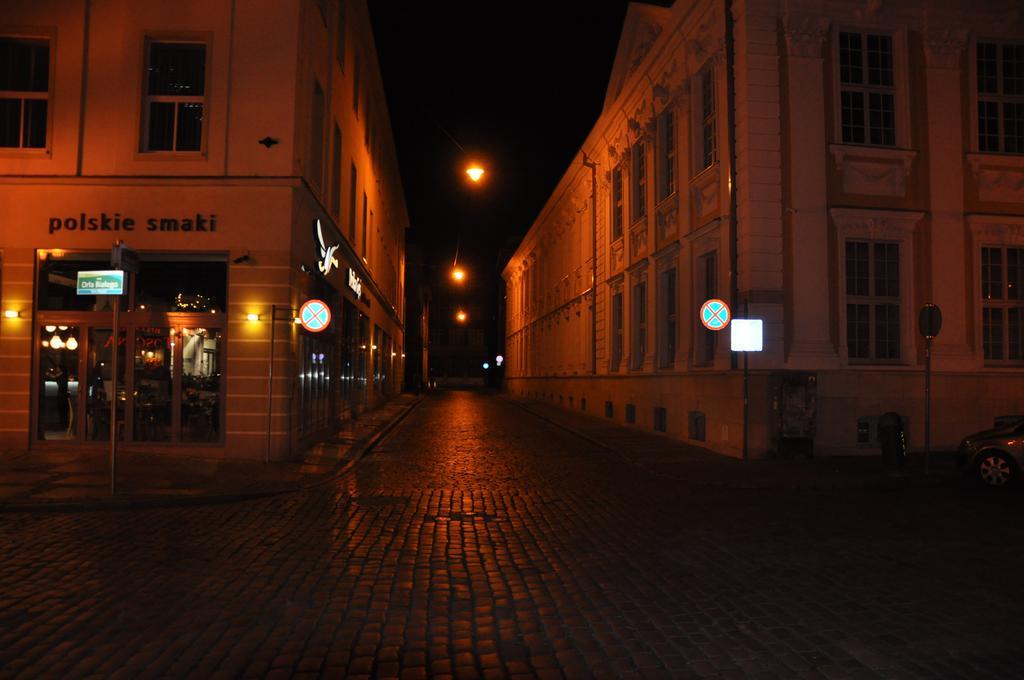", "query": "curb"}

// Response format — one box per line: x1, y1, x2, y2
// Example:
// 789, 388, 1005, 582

507, 396, 957, 492
0, 396, 425, 514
